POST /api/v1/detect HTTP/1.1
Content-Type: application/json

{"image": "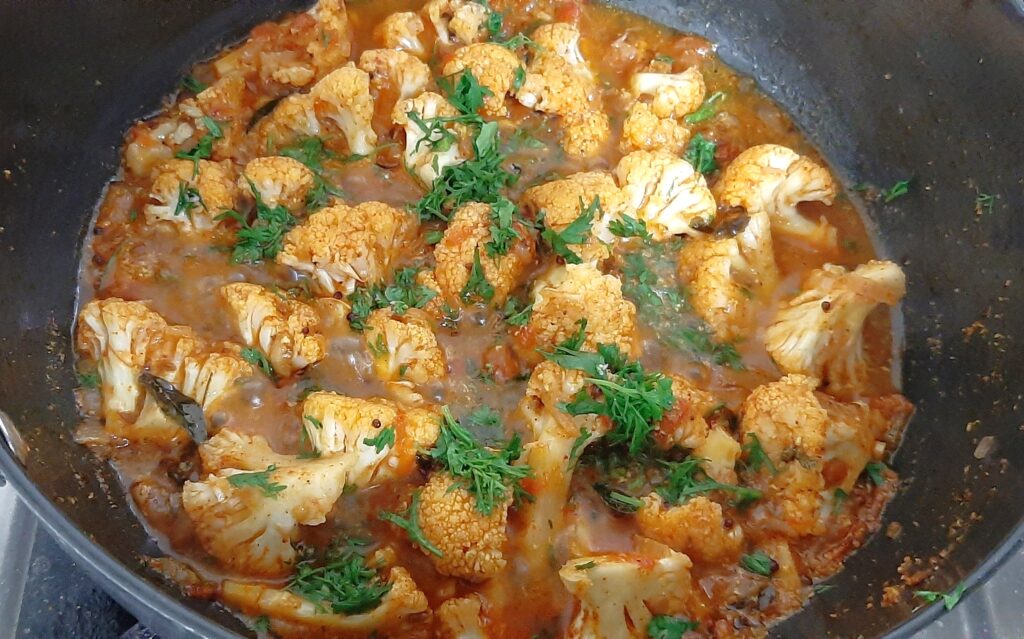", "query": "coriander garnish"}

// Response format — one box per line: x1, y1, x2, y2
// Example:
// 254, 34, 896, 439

227, 465, 286, 498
